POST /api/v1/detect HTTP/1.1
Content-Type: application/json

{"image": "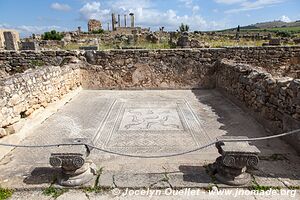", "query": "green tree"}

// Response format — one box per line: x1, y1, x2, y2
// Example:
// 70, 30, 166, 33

42, 30, 64, 40
179, 23, 190, 32
91, 29, 105, 34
